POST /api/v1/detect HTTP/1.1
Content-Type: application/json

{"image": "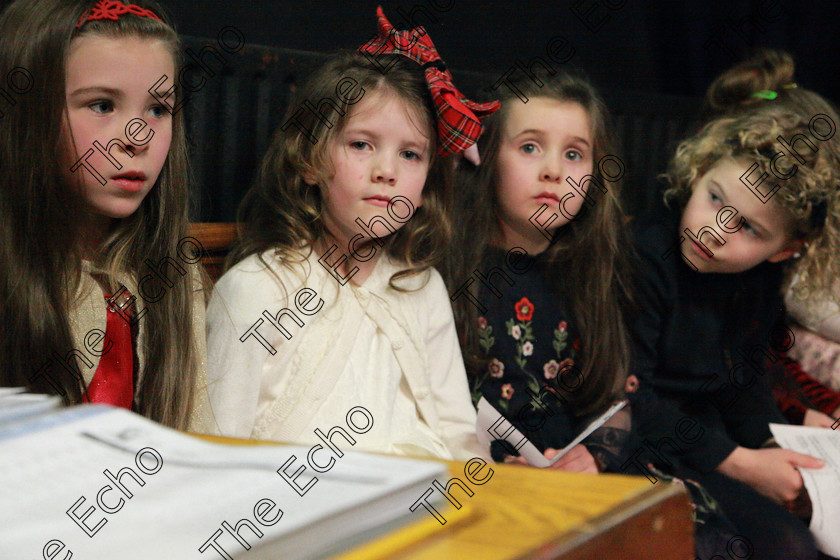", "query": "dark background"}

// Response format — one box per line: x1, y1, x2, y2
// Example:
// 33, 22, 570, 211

163, 0, 840, 104
167, 0, 840, 220
6, 0, 839, 220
